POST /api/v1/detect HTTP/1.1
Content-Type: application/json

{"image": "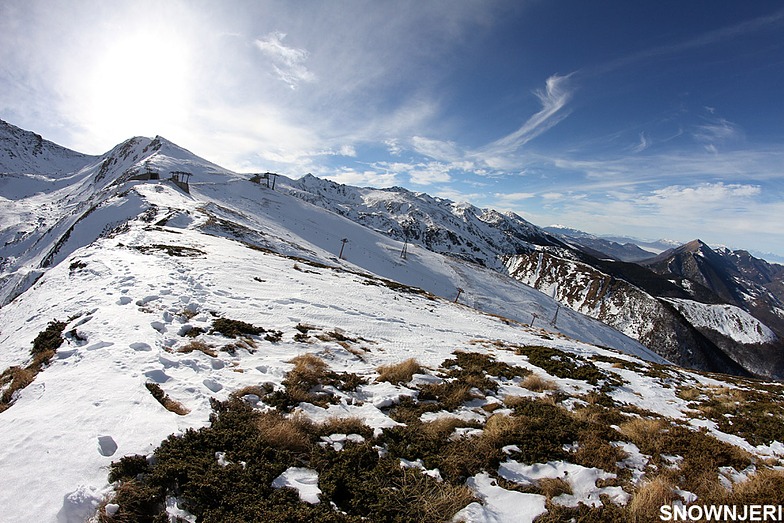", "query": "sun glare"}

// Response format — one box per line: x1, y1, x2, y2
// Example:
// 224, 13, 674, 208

84, 29, 192, 142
